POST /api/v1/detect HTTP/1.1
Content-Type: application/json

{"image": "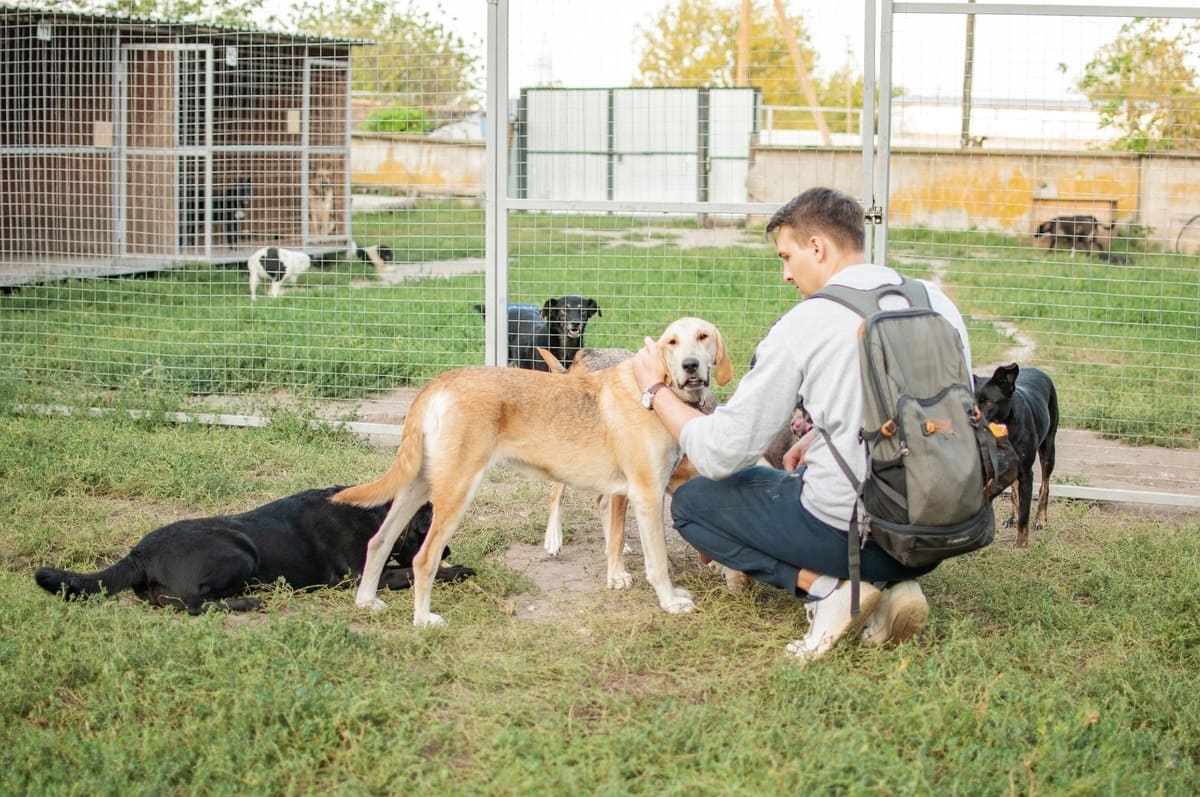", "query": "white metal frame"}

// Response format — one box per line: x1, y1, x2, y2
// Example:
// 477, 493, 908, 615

302, 57, 353, 247
116, 42, 213, 257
